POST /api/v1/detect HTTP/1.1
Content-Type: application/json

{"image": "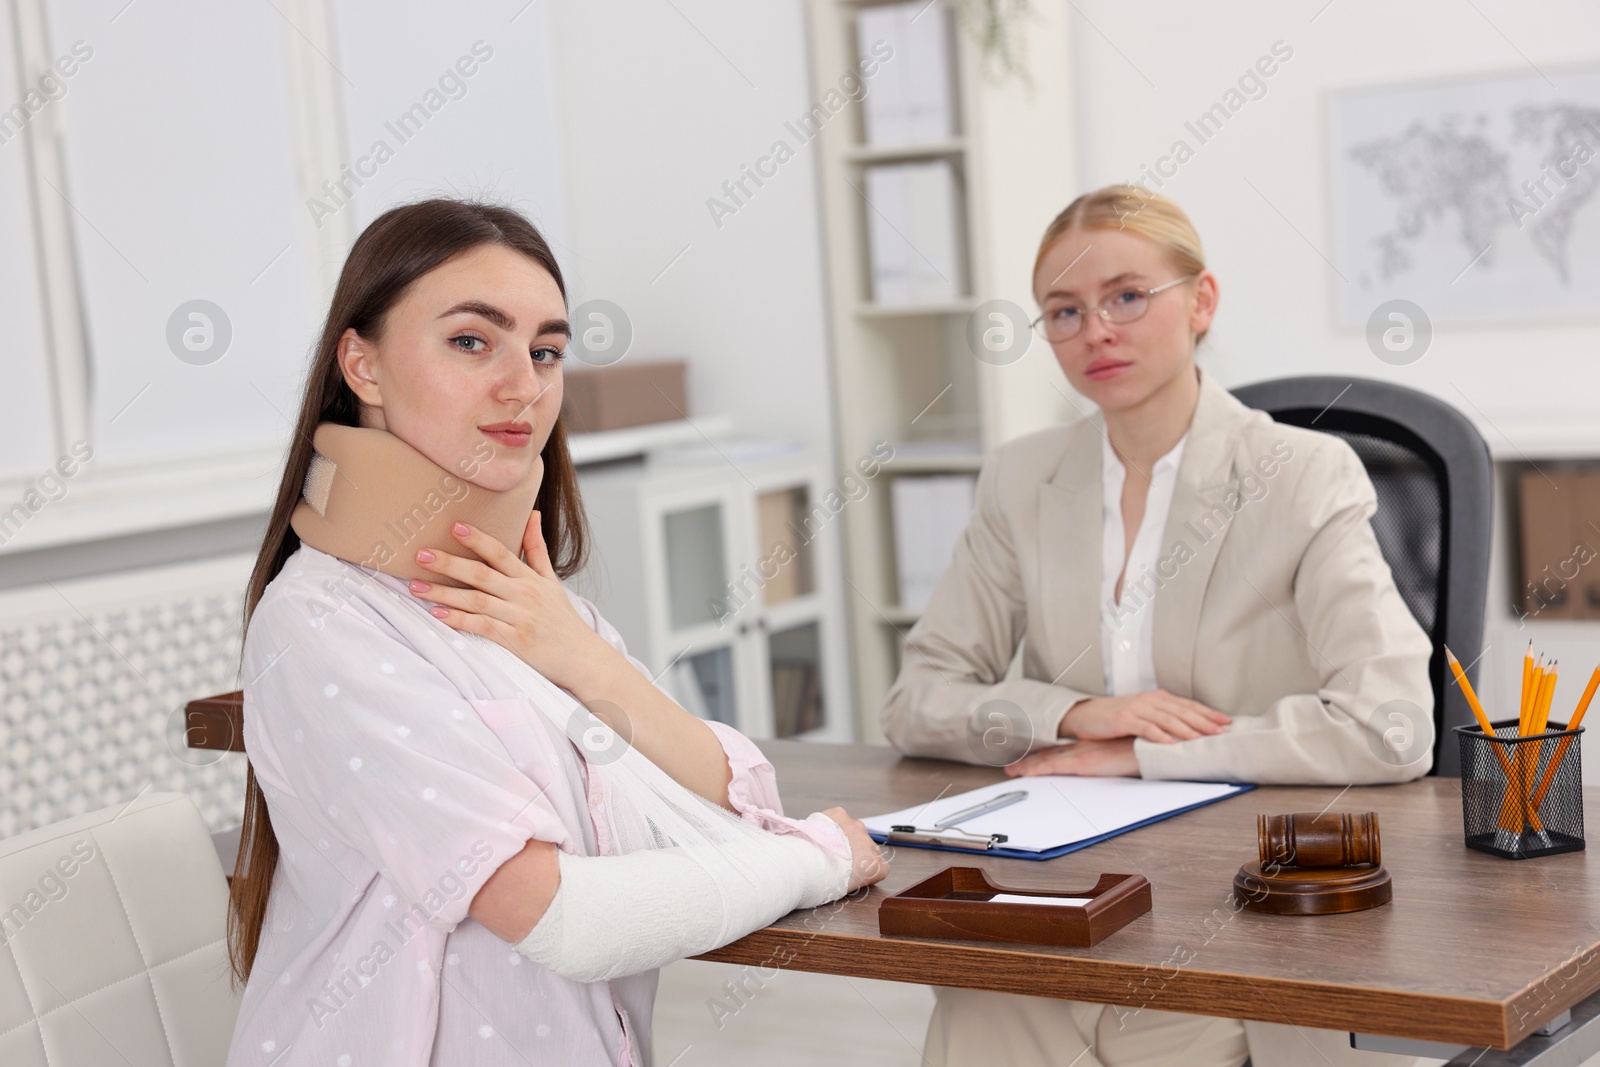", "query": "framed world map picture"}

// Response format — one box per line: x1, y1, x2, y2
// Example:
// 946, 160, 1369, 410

1330, 64, 1600, 325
